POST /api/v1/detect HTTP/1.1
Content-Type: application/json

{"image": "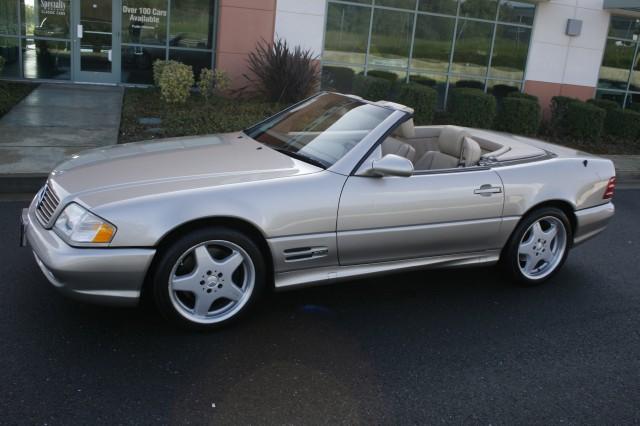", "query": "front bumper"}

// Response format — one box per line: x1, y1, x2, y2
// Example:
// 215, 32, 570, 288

22, 206, 156, 307
573, 202, 615, 246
